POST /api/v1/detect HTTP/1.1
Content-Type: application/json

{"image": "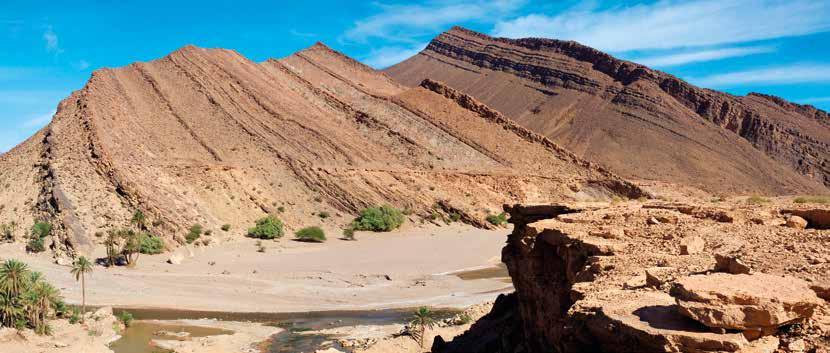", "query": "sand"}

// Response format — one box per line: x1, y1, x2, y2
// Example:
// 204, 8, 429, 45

0, 224, 511, 314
